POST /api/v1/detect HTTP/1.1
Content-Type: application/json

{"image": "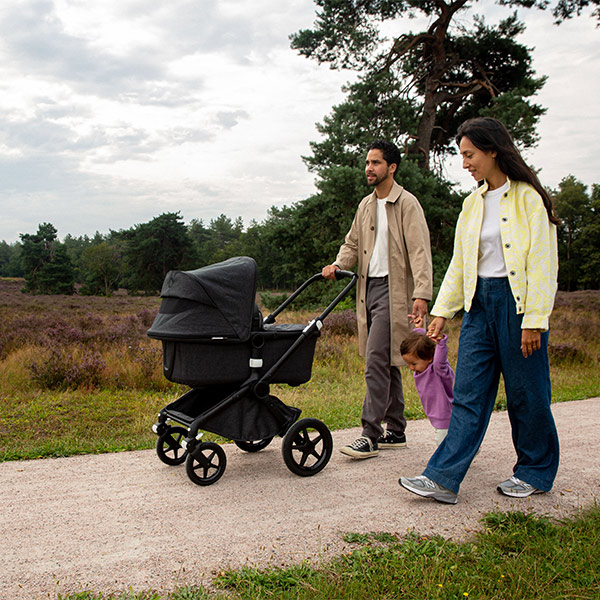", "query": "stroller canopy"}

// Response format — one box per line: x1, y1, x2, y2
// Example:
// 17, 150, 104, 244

147, 256, 258, 342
